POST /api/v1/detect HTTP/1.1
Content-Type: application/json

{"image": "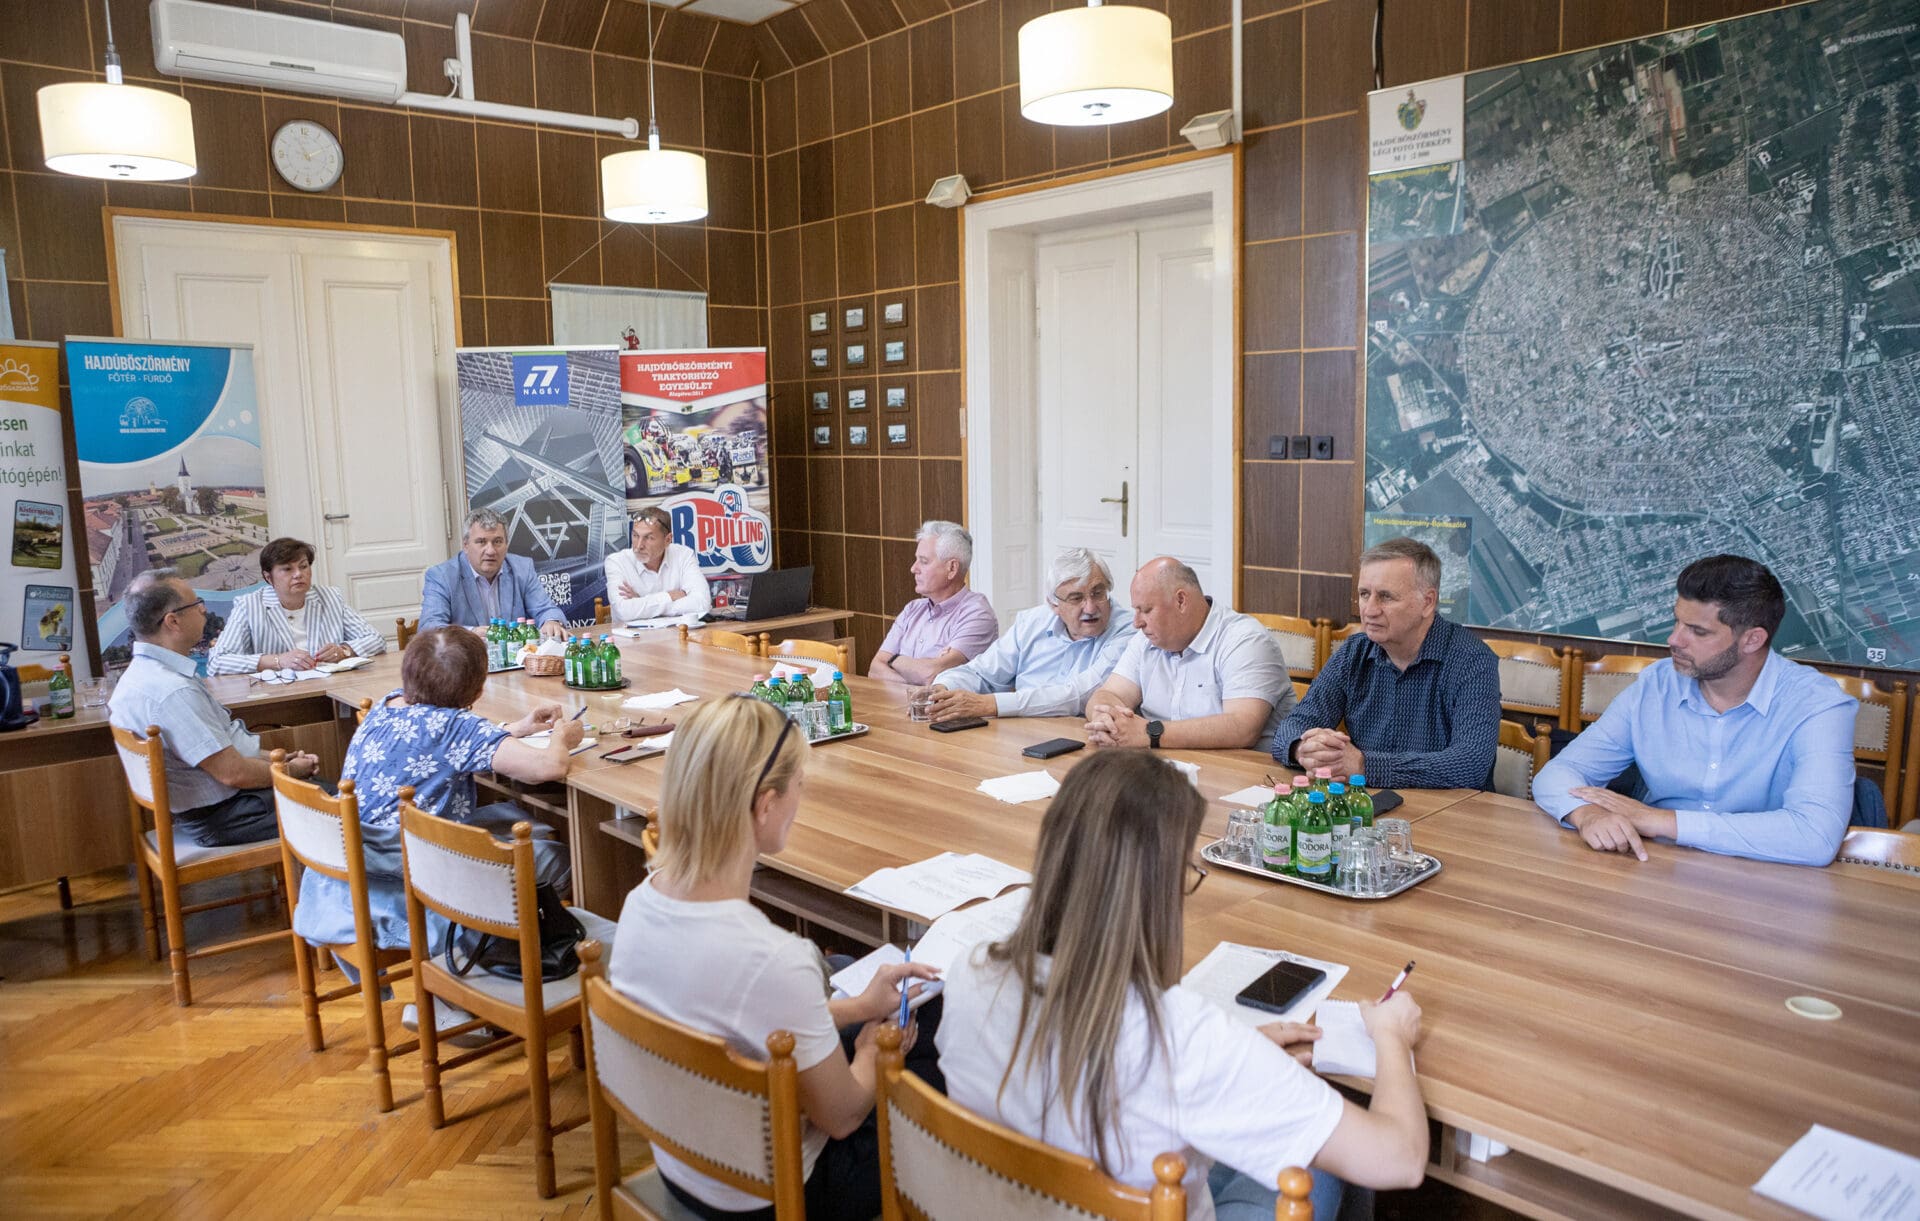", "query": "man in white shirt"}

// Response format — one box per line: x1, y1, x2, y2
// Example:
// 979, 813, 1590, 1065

1084, 557, 1296, 750
108, 571, 321, 845
927, 547, 1135, 721
604, 506, 712, 622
